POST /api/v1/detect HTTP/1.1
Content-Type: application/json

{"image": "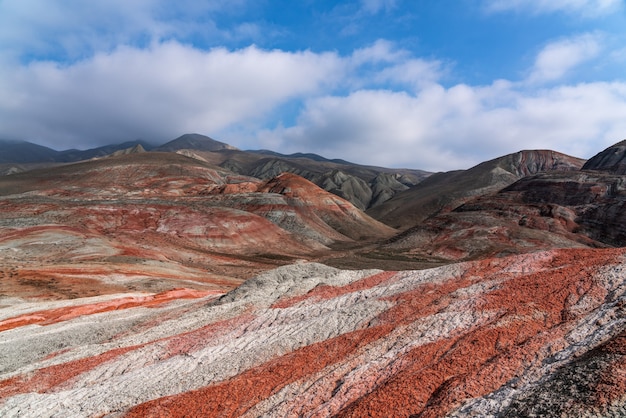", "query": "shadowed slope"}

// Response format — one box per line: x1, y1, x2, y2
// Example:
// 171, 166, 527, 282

368, 150, 585, 229
379, 139, 626, 263
583, 139, 626, 174
382, 170, 625, 263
